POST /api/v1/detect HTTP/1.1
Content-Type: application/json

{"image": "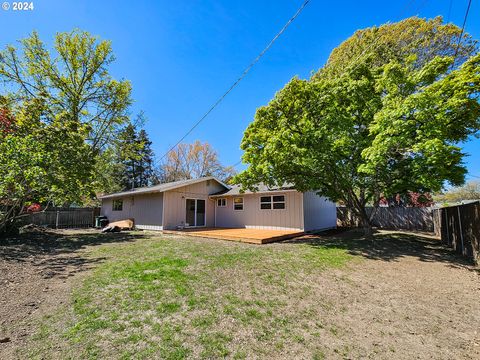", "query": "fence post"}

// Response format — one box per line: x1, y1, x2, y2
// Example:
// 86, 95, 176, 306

457, 207, 465, 256
55, 210, 59, 229
444, 208, 449, 245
